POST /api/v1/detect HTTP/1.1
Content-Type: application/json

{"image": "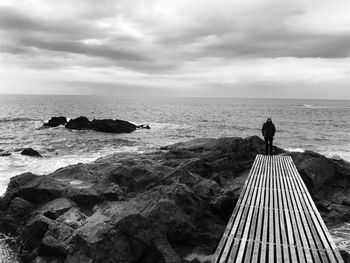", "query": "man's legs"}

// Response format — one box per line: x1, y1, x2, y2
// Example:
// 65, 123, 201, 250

264, 137, 269, 154
269, 137, 273, 155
